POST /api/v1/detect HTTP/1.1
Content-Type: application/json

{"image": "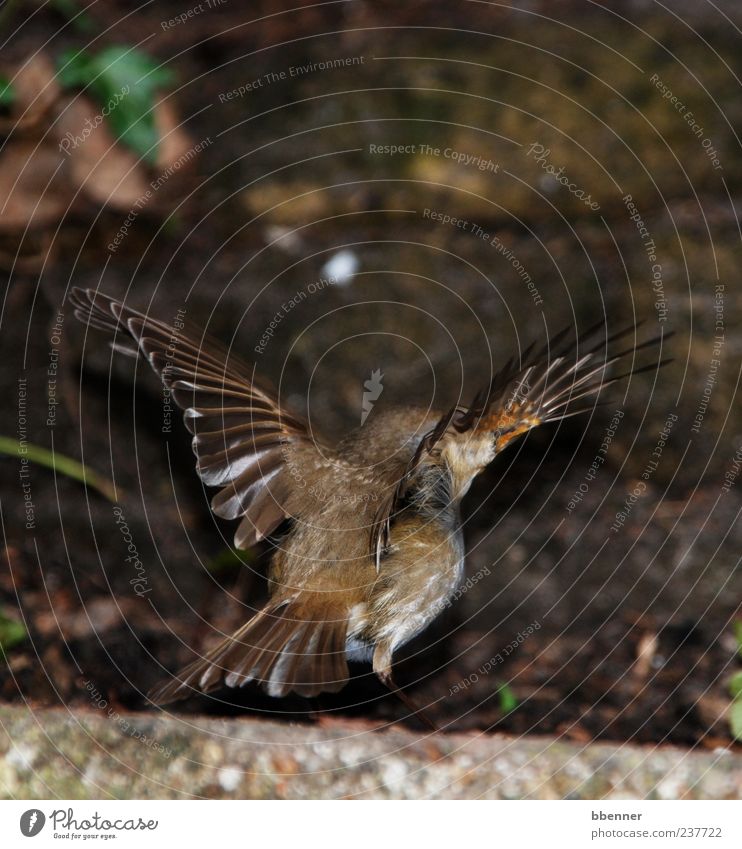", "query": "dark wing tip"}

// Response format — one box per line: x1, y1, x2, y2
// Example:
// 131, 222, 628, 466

465, 319, 673, 430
